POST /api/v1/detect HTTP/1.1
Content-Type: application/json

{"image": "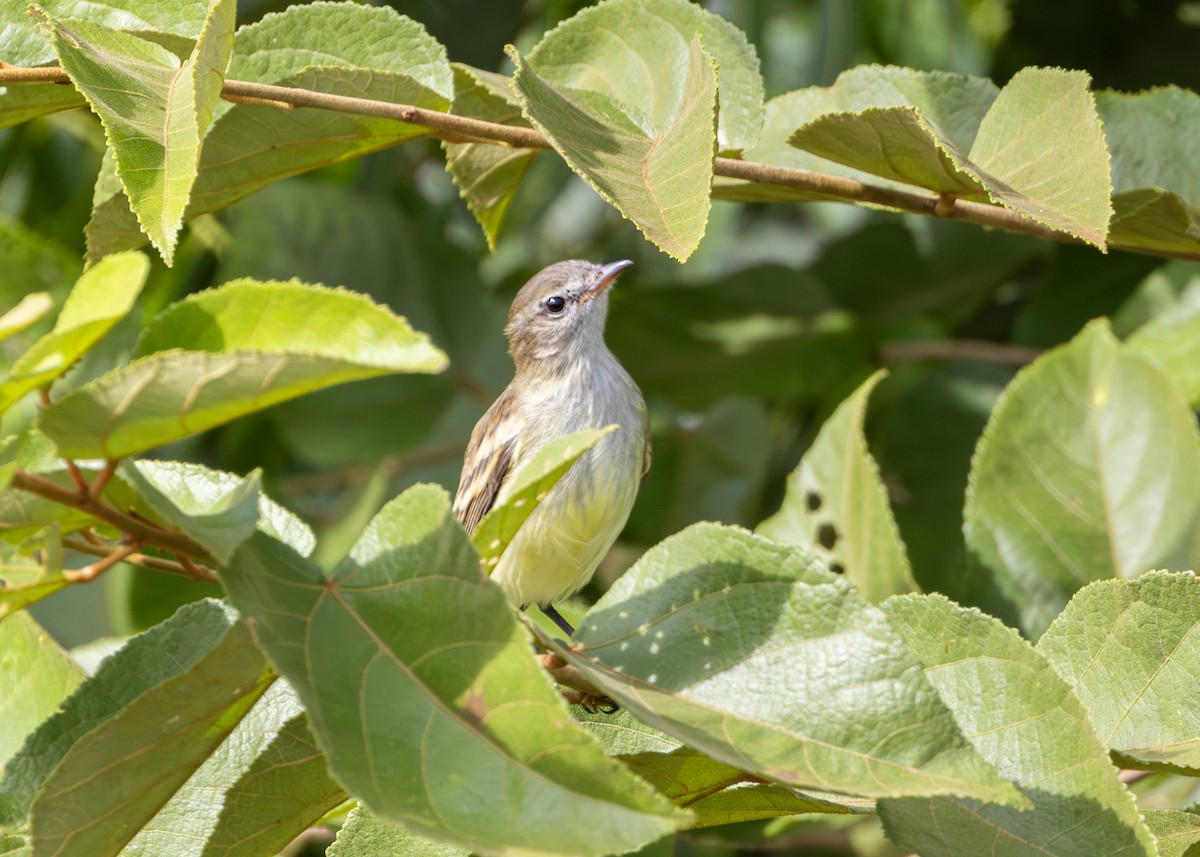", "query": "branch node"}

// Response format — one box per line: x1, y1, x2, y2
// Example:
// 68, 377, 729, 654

933, 193, 957, 217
